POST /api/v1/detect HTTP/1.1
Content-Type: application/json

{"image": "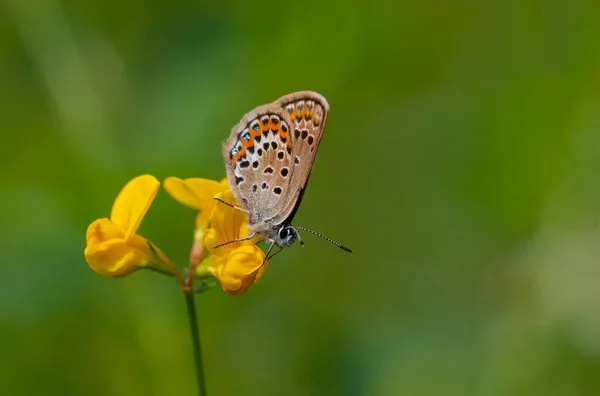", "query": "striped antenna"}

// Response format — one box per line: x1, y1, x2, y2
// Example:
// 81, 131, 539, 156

294, 226, 353, 253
